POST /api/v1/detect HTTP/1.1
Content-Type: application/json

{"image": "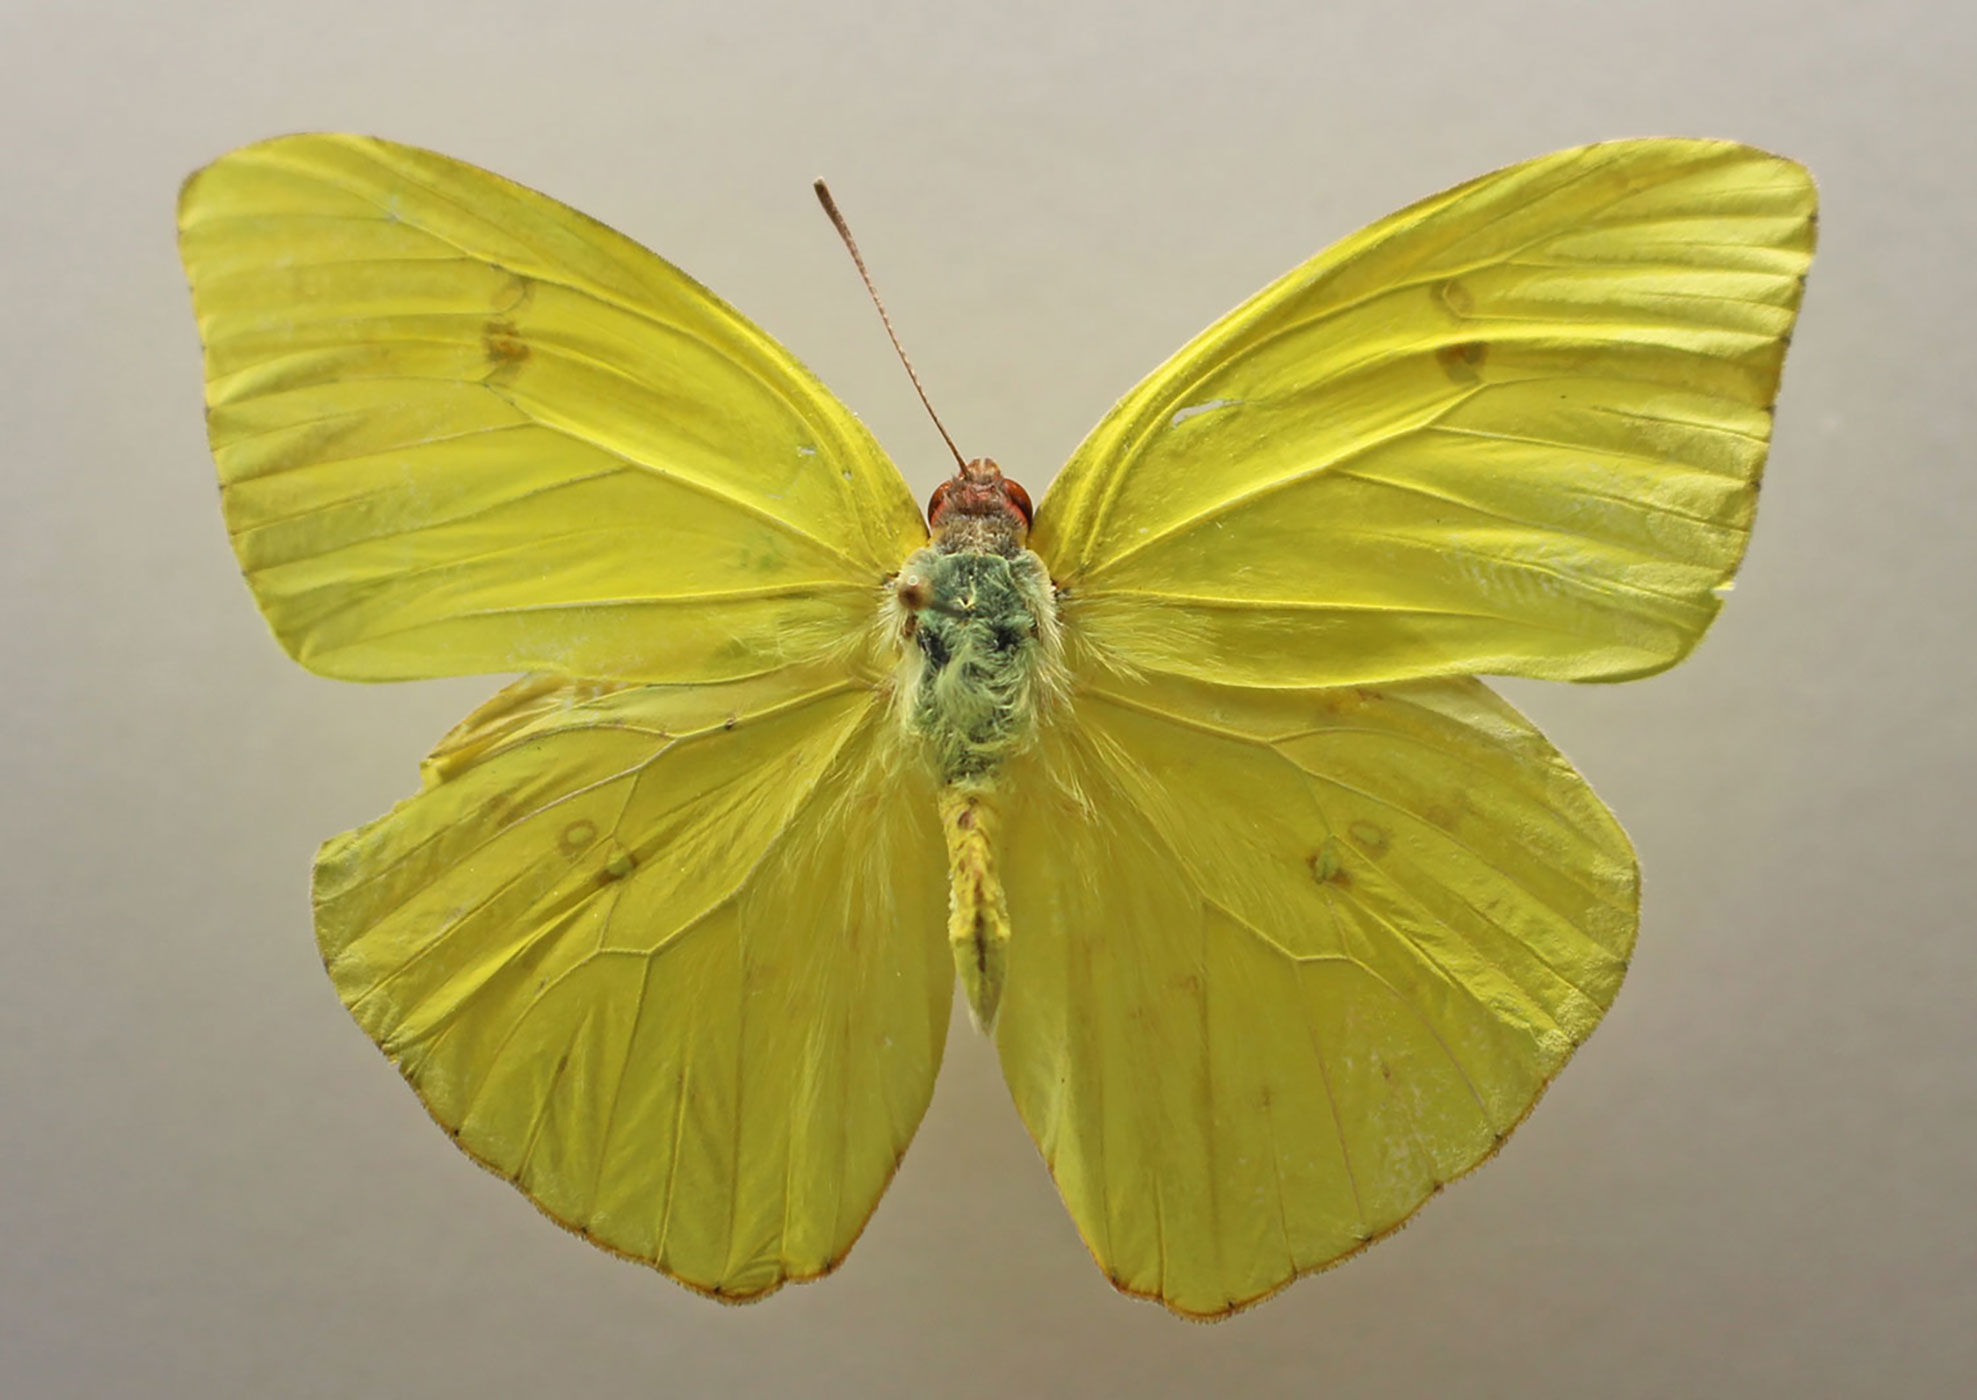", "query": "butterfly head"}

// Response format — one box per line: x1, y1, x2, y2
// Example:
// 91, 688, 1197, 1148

927, 458, 1034, 546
